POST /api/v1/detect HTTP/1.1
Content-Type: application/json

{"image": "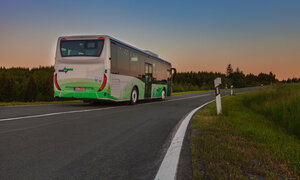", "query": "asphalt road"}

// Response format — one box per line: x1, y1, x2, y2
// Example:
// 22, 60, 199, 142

0, 88, 254, 180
